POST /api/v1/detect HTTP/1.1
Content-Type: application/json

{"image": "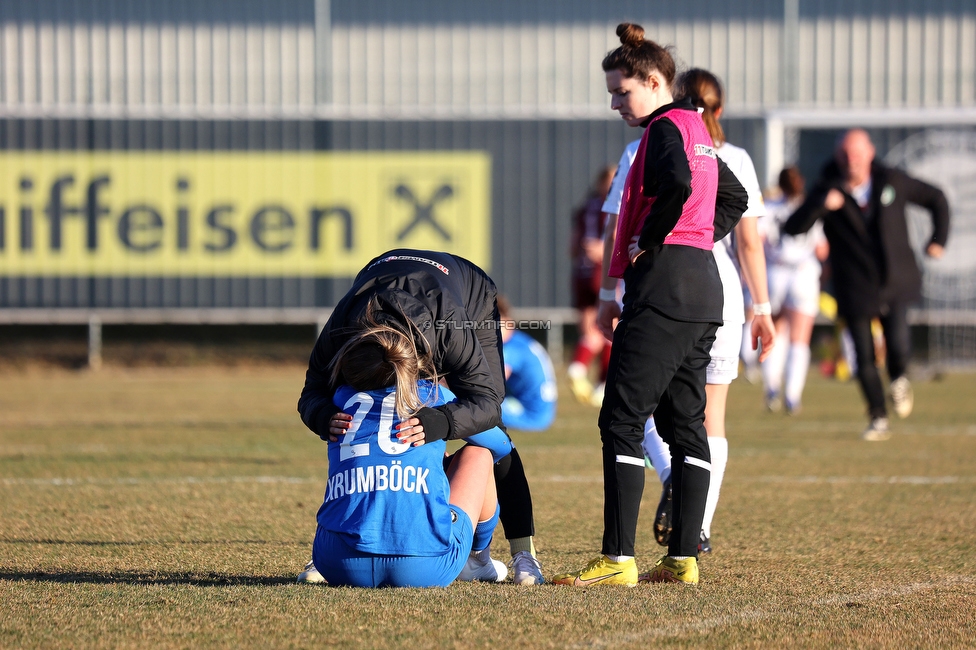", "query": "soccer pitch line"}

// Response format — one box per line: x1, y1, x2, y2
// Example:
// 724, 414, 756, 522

0, 476, 320, 487
546, 475, 976, 485
574, 575, 976, 647
765, 422, 976, 436
750, 475, 976, 484
2, 474, 973, 488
